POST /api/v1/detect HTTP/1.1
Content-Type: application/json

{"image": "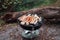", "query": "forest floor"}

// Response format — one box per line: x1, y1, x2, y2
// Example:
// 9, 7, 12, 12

0, 23, 60, 40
